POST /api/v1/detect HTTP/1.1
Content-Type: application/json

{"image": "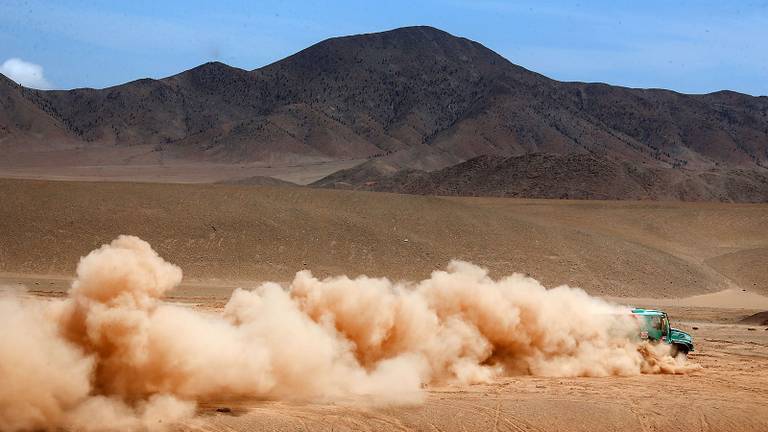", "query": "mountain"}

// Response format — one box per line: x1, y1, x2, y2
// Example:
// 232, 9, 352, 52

1, 26, 768, 199
0, 74, 77, 151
